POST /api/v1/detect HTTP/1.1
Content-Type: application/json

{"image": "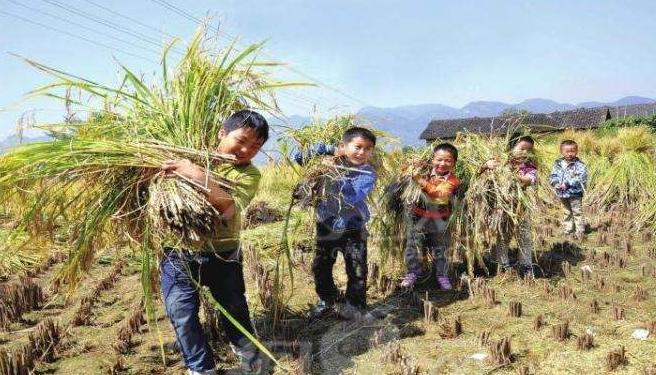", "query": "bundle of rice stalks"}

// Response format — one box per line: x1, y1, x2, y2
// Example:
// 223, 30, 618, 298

452, 132, 553, 274
0, 27, 301, 287
369, 145, 434, 266
147, 176, 226, 242
586, 126, 656, 212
